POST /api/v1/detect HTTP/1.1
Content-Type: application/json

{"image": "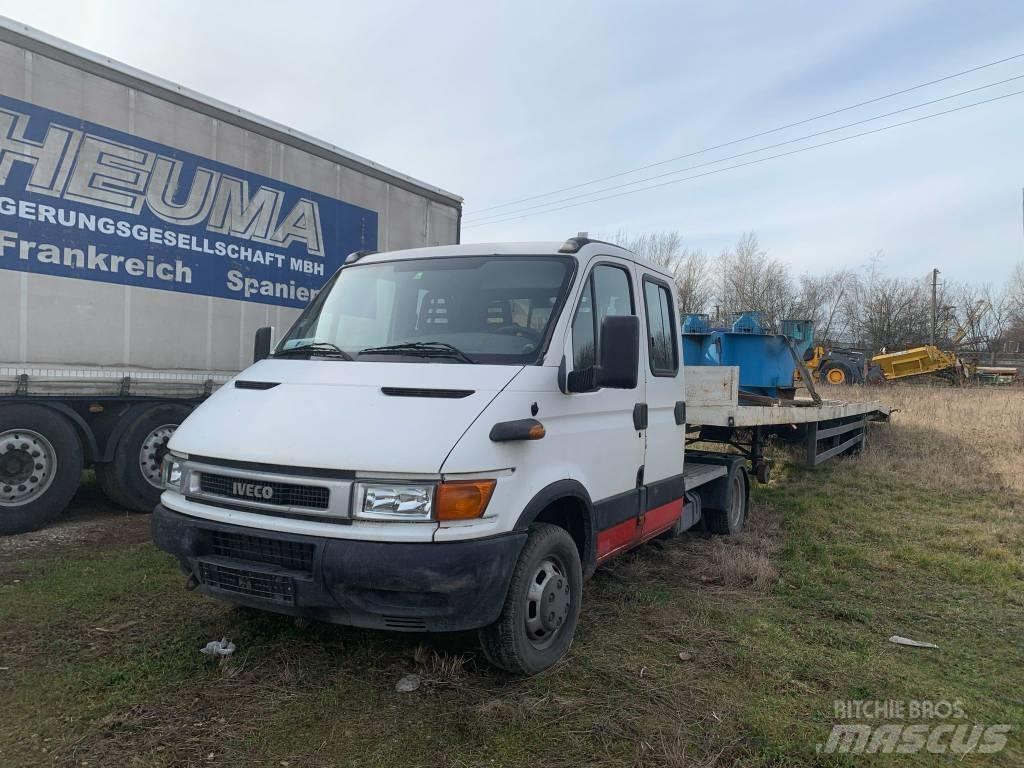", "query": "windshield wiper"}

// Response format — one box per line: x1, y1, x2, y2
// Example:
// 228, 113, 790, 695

358, 341, 477, 364
272, 342, 354, 361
